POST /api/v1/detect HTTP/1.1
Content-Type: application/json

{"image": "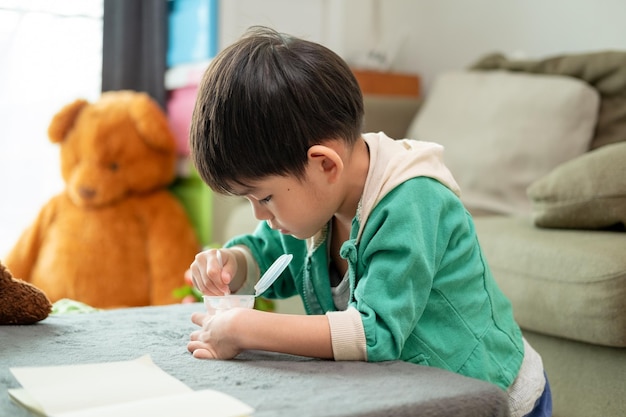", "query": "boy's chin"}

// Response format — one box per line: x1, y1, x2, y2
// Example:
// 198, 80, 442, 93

280, 229, 307, 240
275, 224, 324, 240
